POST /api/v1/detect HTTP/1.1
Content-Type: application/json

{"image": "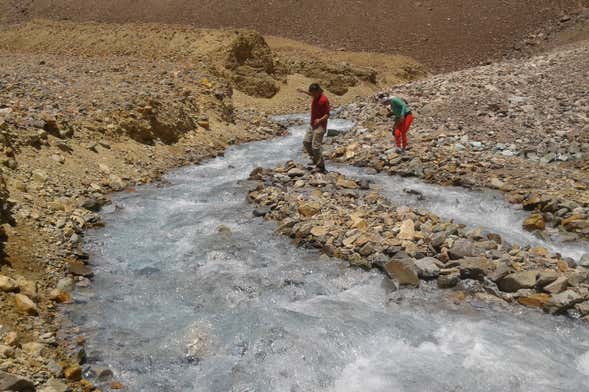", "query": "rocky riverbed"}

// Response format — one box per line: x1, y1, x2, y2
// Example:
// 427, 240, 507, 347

326, 43, 589, 242
247, 161, 589, 319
